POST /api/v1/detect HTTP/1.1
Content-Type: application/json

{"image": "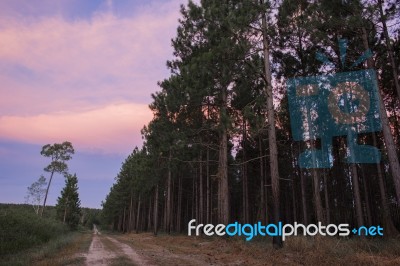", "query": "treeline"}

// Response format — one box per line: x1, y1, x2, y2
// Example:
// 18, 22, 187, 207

102, 0, 400, 243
